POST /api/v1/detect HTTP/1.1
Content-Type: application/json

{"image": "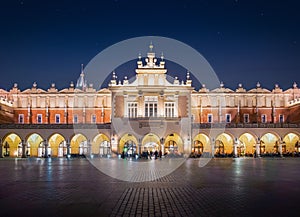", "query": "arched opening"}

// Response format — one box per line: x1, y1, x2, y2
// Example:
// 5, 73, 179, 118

260, 133, 279, 156
283, 133, 300, 155
2, 133, 22, 157
70, 134, 88, 156
142, 133, 160, 152
119, 133, 138, 158
239, 133, 256, 157
164, 133, 183, 157
92, 133, 110, 156
215, 133, 234, 157
27, 133, 44, 157
192, 133, 210, 158
48, 133, 65, 157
